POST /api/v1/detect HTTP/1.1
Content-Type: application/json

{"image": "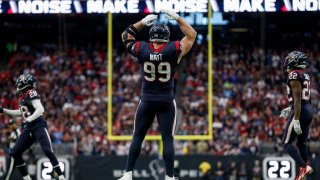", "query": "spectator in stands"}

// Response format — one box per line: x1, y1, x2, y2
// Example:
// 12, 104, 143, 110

214, 161, 224, 180
238, 162, 249, 180
225, 161, 237, 180
0, 42, 320, 158
252, 160, 262, 180
196, 140, 209, 154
